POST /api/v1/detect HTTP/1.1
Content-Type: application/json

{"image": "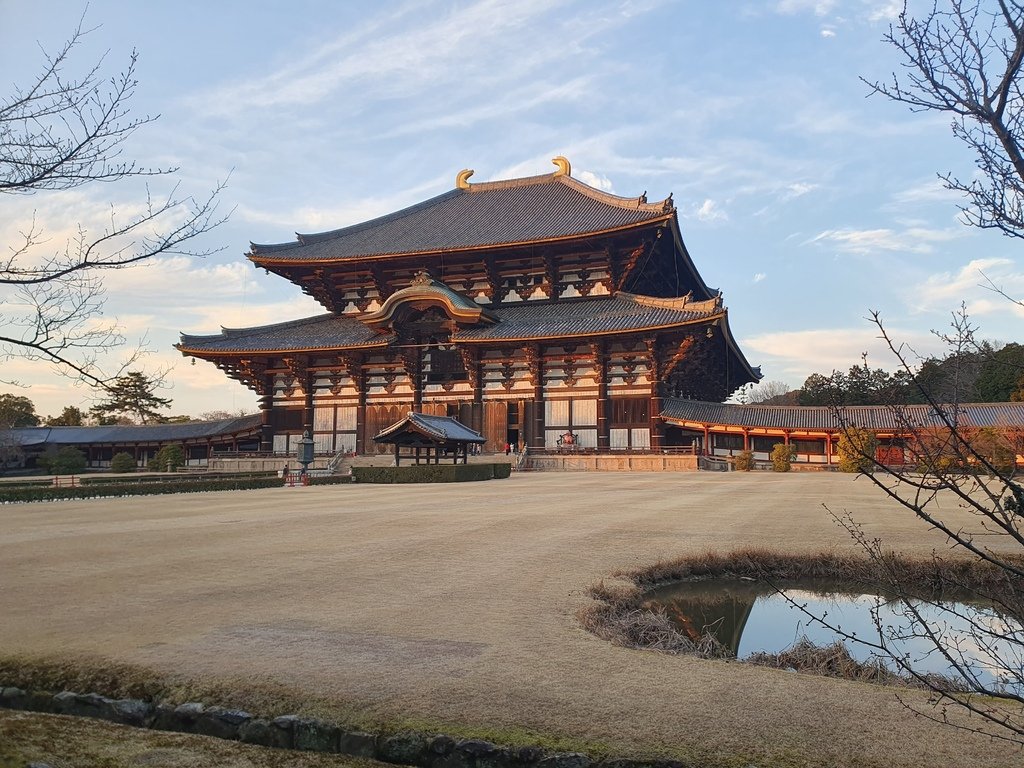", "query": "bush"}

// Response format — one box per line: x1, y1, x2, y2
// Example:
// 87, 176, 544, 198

39, 446, 87, 475
307, 474, 353, 486
771, 443, 795, 472
148, 444, 185, 472
836, 427, 878, 473
352, 463, 509, 483
0, 476, 285, 503
734, 450, 754, 471
109, 452, 137, 473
